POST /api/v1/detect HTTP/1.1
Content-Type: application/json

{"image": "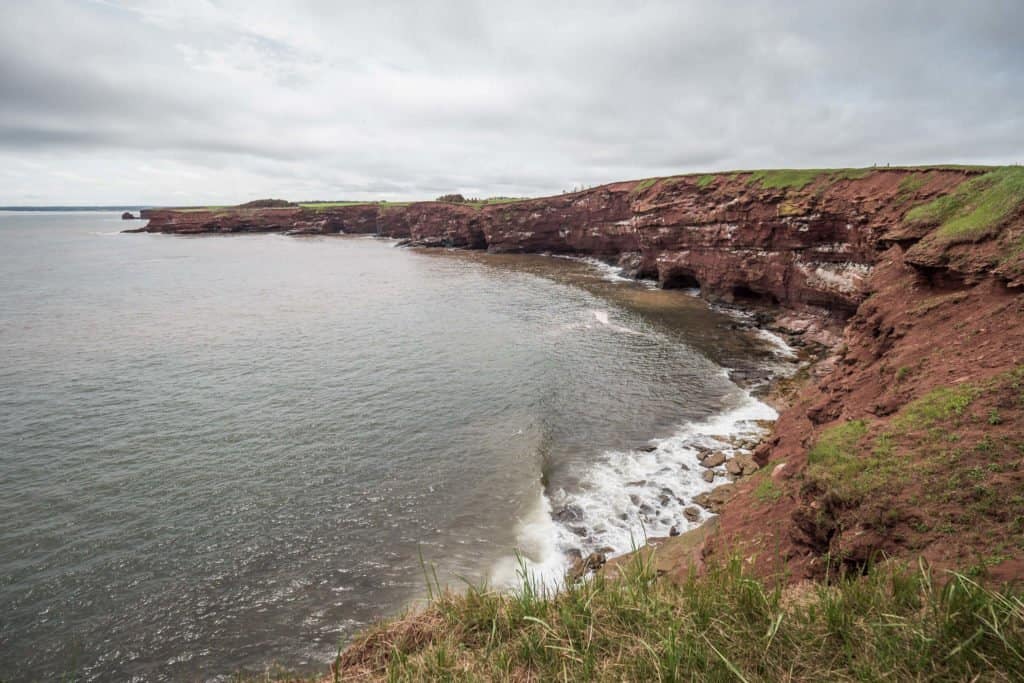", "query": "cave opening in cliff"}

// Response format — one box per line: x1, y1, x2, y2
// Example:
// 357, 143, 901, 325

661, 271, 701, 290
731, 285, 779, 305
